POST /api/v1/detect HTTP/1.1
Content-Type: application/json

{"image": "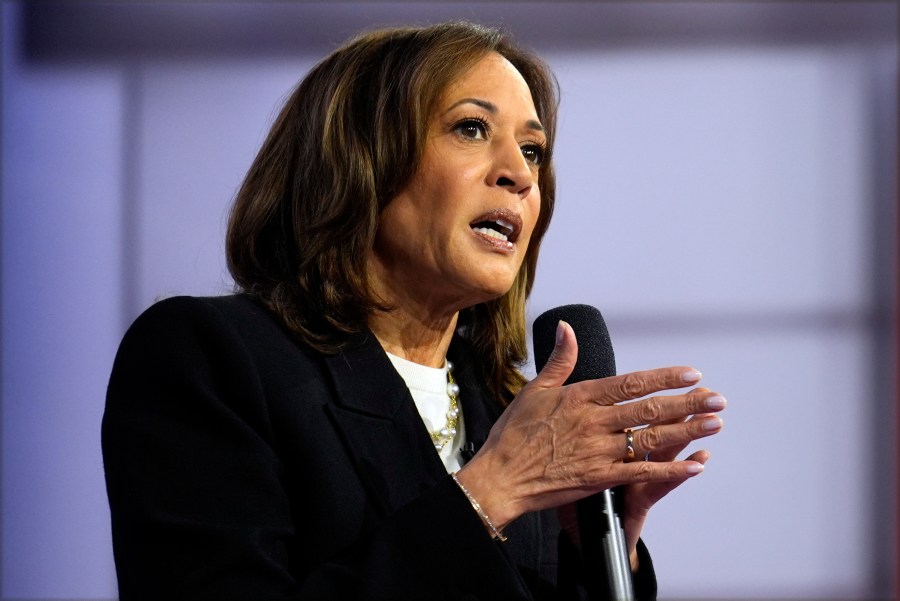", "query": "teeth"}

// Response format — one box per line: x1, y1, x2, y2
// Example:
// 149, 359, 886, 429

494, 219, 513, 235
473, 227, 508, 242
